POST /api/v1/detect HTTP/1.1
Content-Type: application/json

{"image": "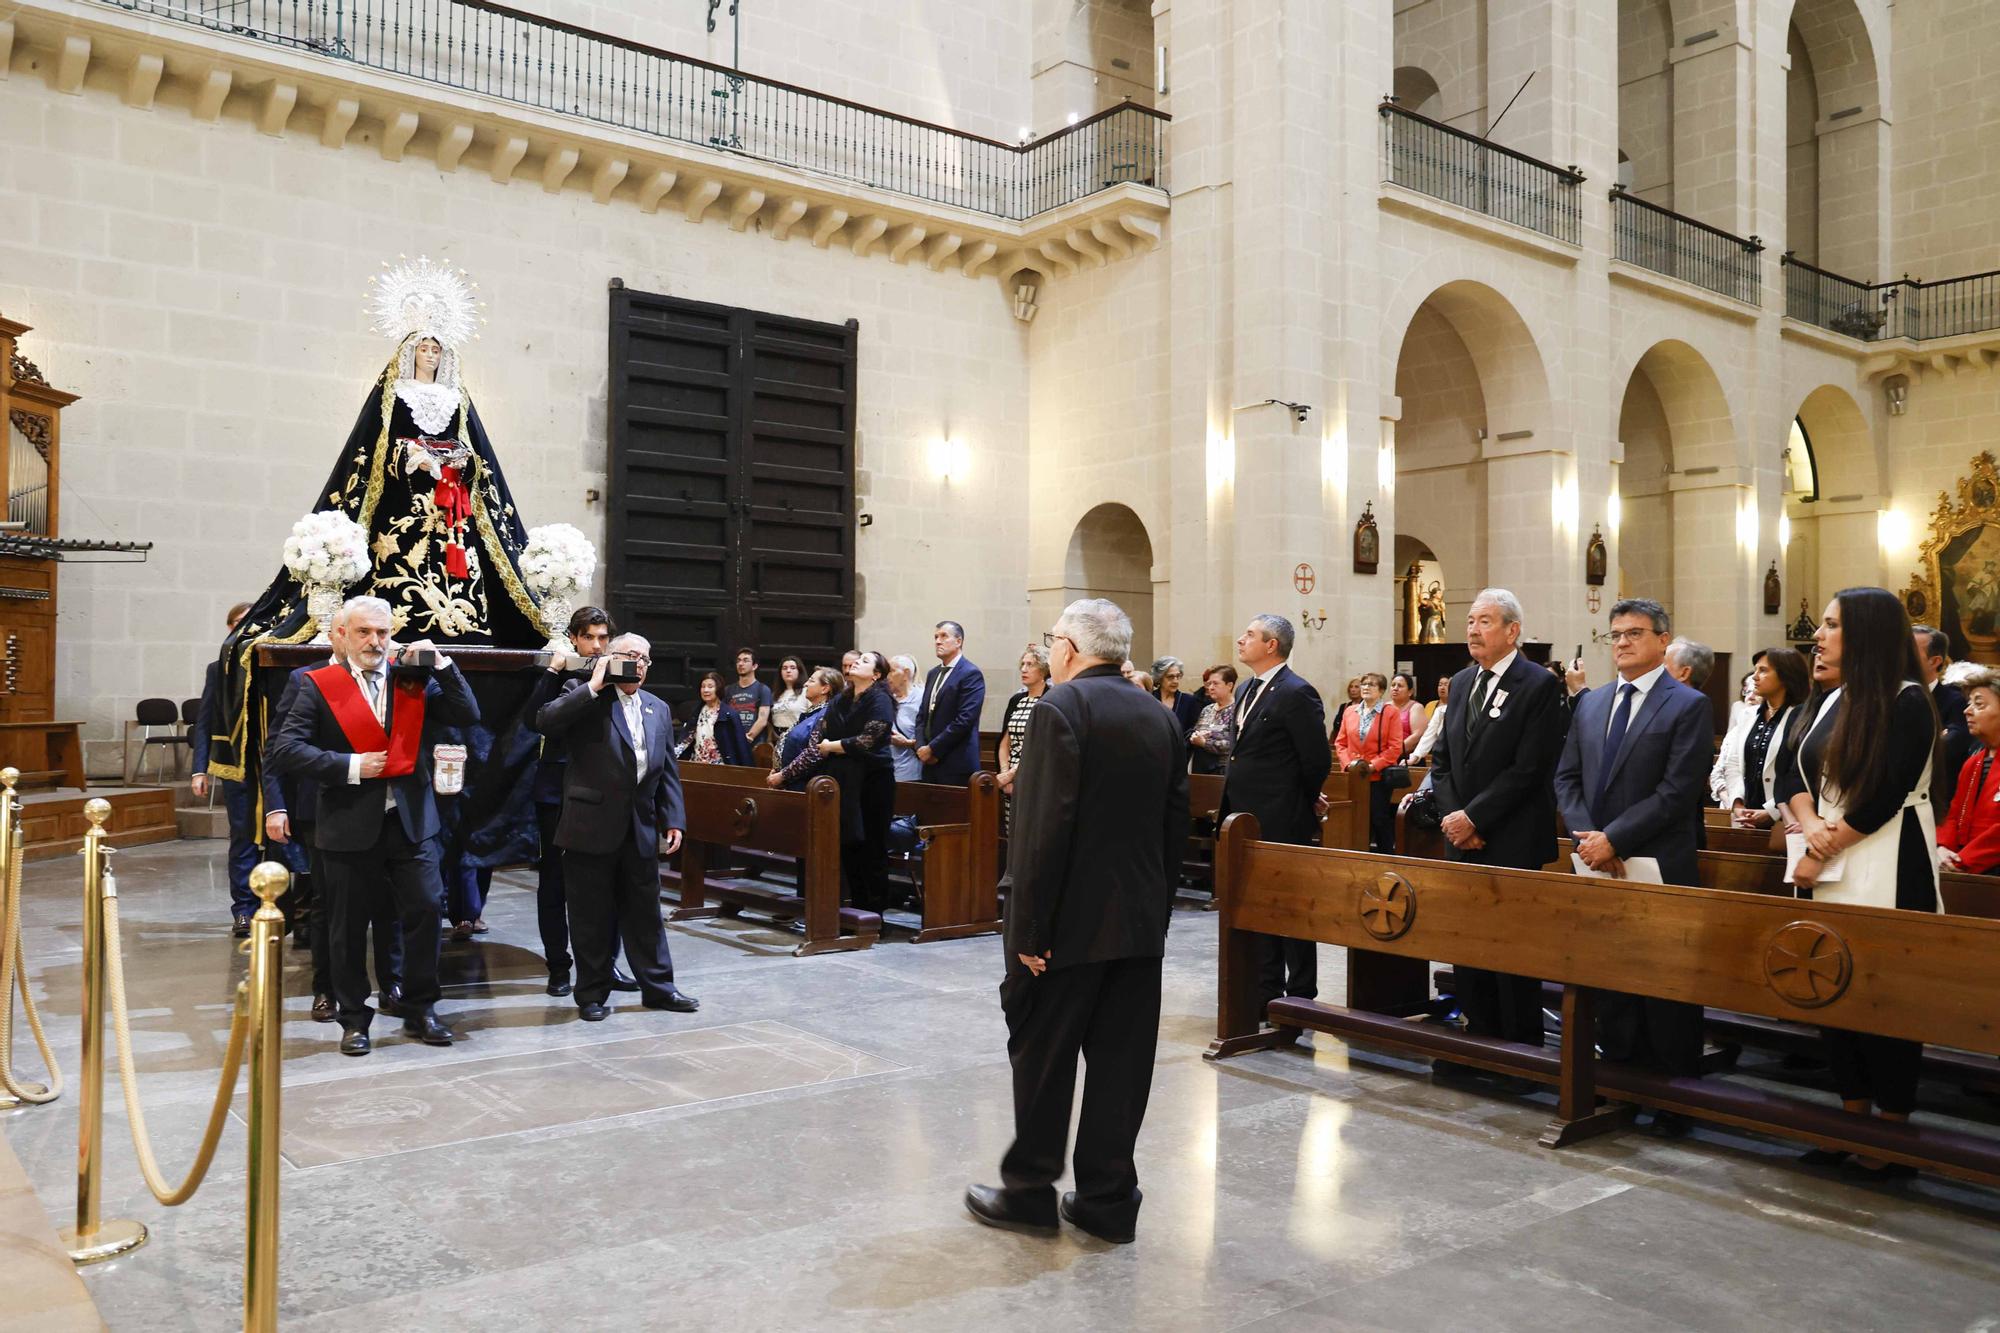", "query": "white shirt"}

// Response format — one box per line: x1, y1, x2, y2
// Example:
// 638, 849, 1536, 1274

1236, 663, 1285, 731
1411, 703, 1446, 761
620, 689, 648, 780
344, 662, 397, 809
1606, 662, 1669, 736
